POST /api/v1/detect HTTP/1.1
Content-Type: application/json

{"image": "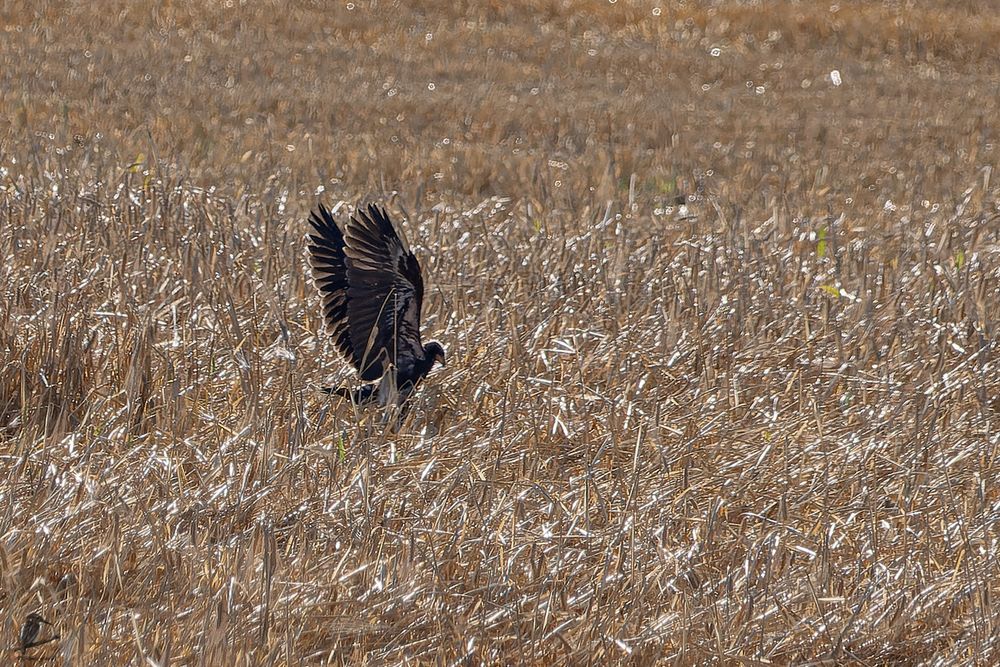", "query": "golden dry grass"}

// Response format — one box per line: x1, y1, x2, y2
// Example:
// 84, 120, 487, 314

2, 0, 1000, 664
